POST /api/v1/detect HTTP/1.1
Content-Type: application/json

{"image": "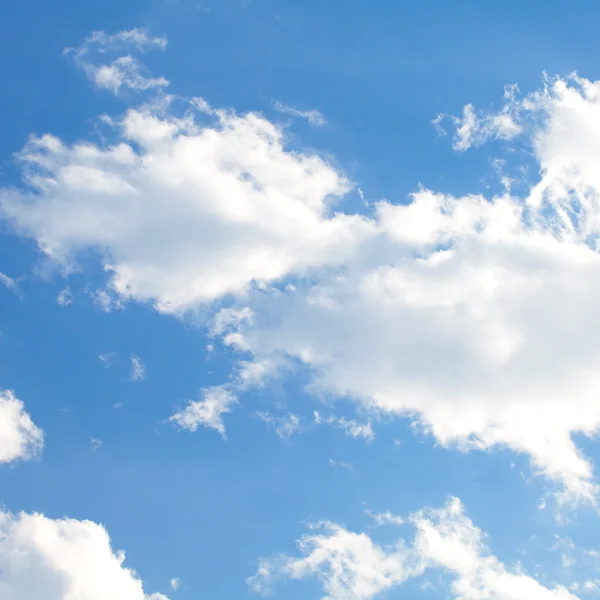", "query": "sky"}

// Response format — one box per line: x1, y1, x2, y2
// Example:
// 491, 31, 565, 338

5, 1, 600, 598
